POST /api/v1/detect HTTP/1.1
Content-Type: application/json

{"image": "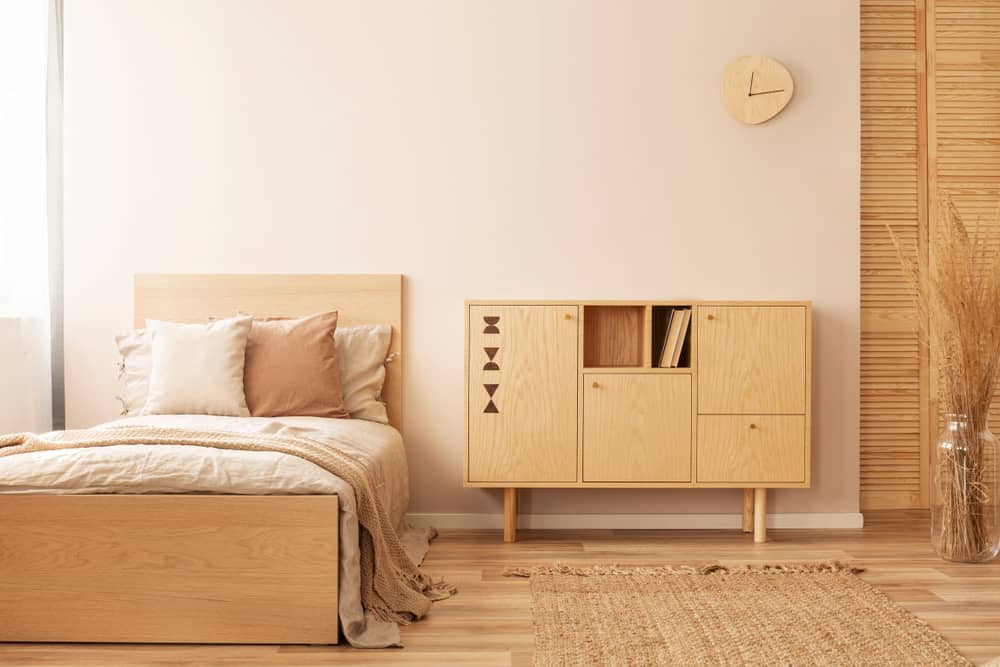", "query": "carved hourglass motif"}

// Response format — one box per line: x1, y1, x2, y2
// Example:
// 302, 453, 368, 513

483, 383, 499, 414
